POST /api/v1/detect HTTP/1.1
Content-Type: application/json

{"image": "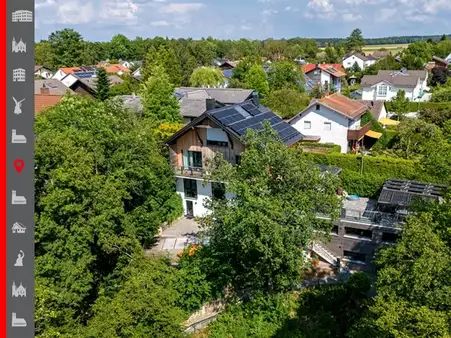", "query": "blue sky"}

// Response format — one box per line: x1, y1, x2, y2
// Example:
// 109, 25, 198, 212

35, 0, 451, 42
